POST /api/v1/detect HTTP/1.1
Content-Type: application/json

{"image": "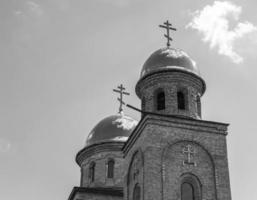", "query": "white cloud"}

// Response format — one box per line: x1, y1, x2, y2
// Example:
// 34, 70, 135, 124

14, 1, 44, 17
112, 115, 138, 130
187, 1, 257, 64
0, 139, 11, 153
26, 1, 44, 16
